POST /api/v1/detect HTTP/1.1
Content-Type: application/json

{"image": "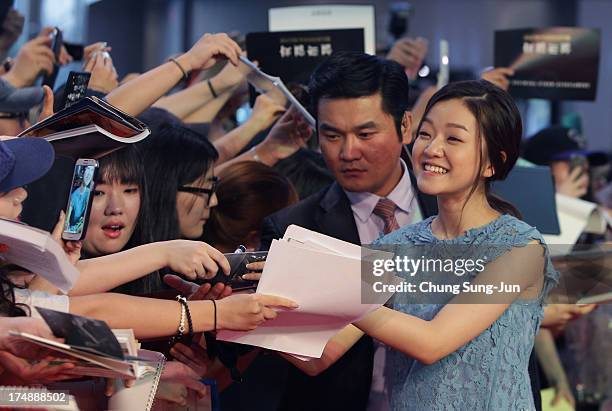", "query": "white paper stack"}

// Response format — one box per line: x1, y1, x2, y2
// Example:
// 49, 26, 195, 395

0, 218, 79, 293
217, 225, 397, 359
